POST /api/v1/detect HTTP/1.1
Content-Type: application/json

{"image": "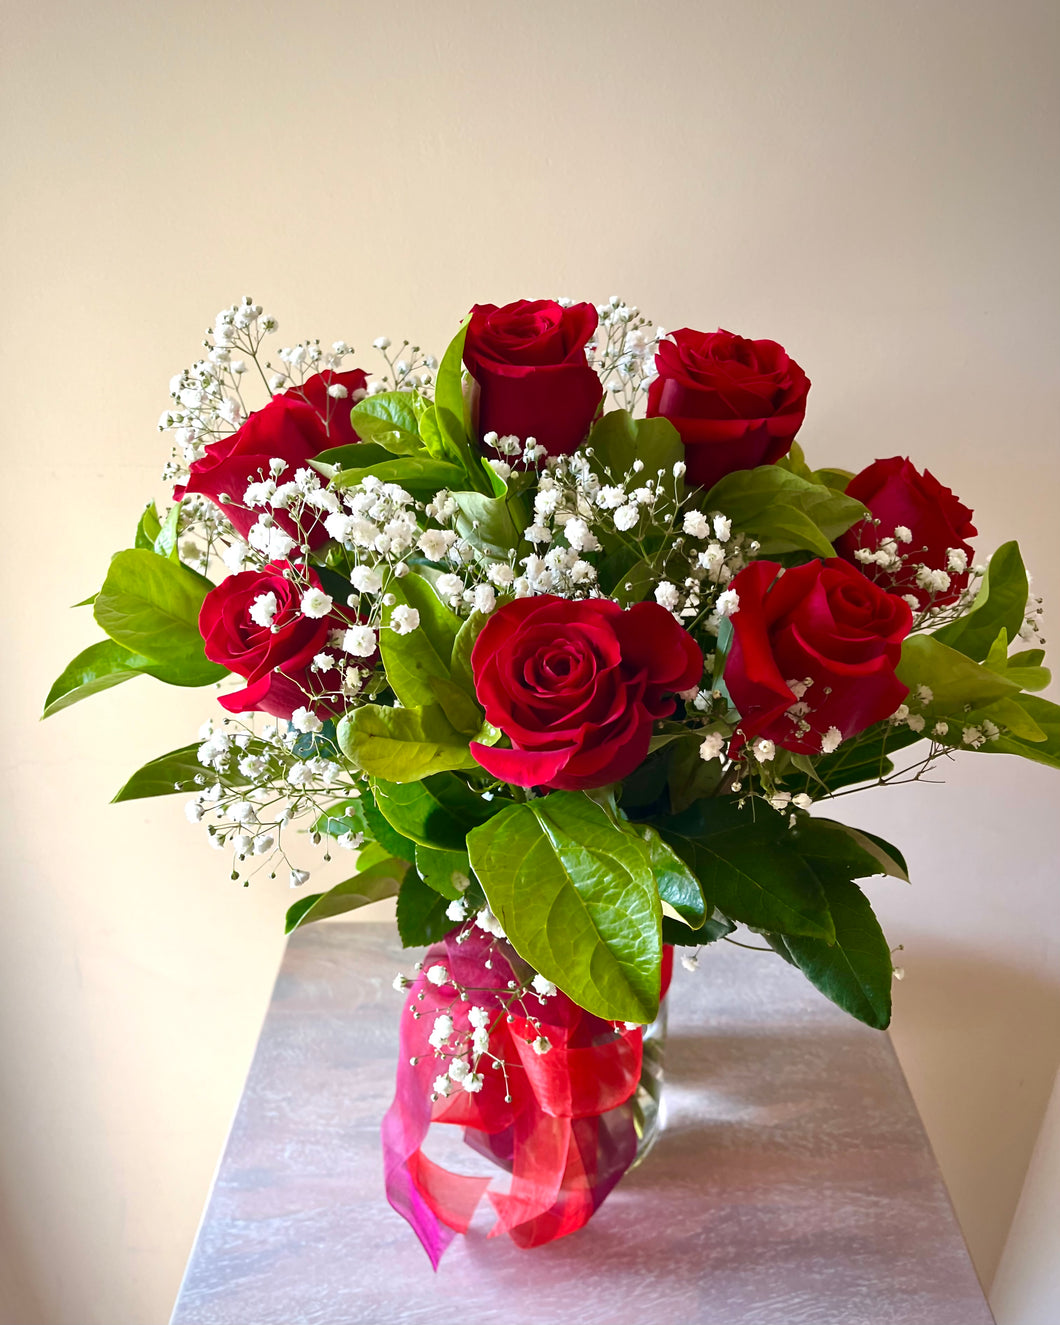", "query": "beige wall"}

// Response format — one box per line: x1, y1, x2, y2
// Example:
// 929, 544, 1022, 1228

3, 2, 1058, 1321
